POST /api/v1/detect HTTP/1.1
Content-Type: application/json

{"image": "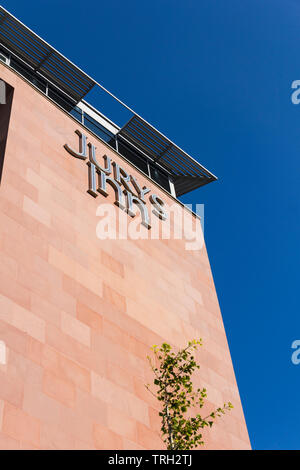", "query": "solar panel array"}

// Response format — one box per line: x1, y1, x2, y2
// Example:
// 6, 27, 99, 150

0, 8, 95, 101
